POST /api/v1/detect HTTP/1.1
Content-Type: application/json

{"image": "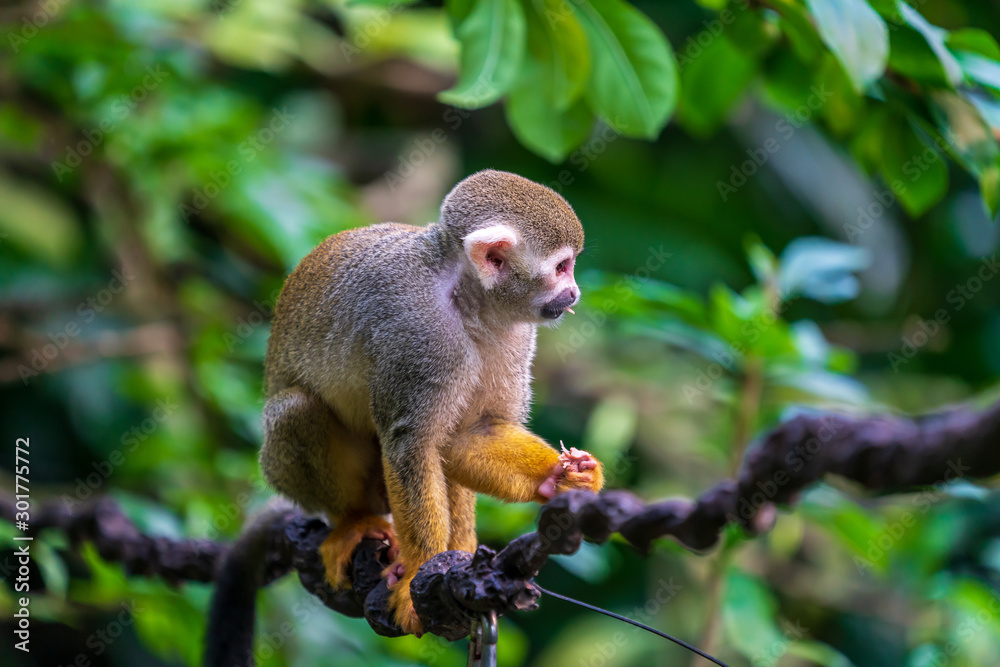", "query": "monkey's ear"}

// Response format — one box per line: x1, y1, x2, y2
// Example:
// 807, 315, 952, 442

464, 224, 519, 288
